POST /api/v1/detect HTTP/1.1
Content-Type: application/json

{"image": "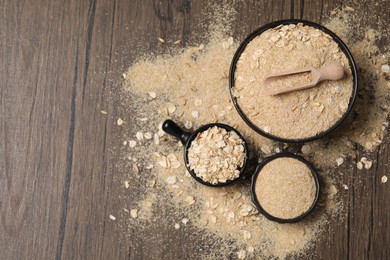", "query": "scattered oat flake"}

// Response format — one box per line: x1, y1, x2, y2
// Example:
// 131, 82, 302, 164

194, 98, 202, 106
185, 196, 195, 205
130, 209, 138, 219
100, 110, 108, 115
167, 103, 176, 114
261, 144, 271, 155
124, 181, 129, 188
149, 179, 156, 187
170, 160, 181, 169
336, 157, 344, 166
158, 37, 165, 43
364, 160, 373, 169
237, 249, 246, 259
263, 126, 270, 133
191, 110, 199, 118
174, 40, 181, 44
243, 230, 251, 240
329, 185, 338, 195
210, 215, 217, 223
342, 184, 349, 190
365, 142, 373, 150
184, 120, 193, 129
357, 161, 363, 170
182, 218, 189, 224
117, 118, 124, 126
129, 140, 137, 148
381, 175, 388, 184
156, 156, 169, 168
109, 215, 116, 220
153, 133, 160, 145
174, 223, 180, 229
301, 144, 311, 154
148, 91, 157, 99
381, 64, 390, 73
136, 131, 144, 140
144, 132, 153, 139
166, 176, 177, 185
